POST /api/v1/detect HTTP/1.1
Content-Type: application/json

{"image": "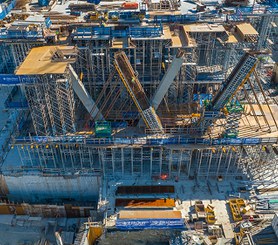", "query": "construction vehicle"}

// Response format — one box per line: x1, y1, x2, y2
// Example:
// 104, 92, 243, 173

85, 11, 101, 21
121, 2, 139, 9
108, 10, 146, 22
